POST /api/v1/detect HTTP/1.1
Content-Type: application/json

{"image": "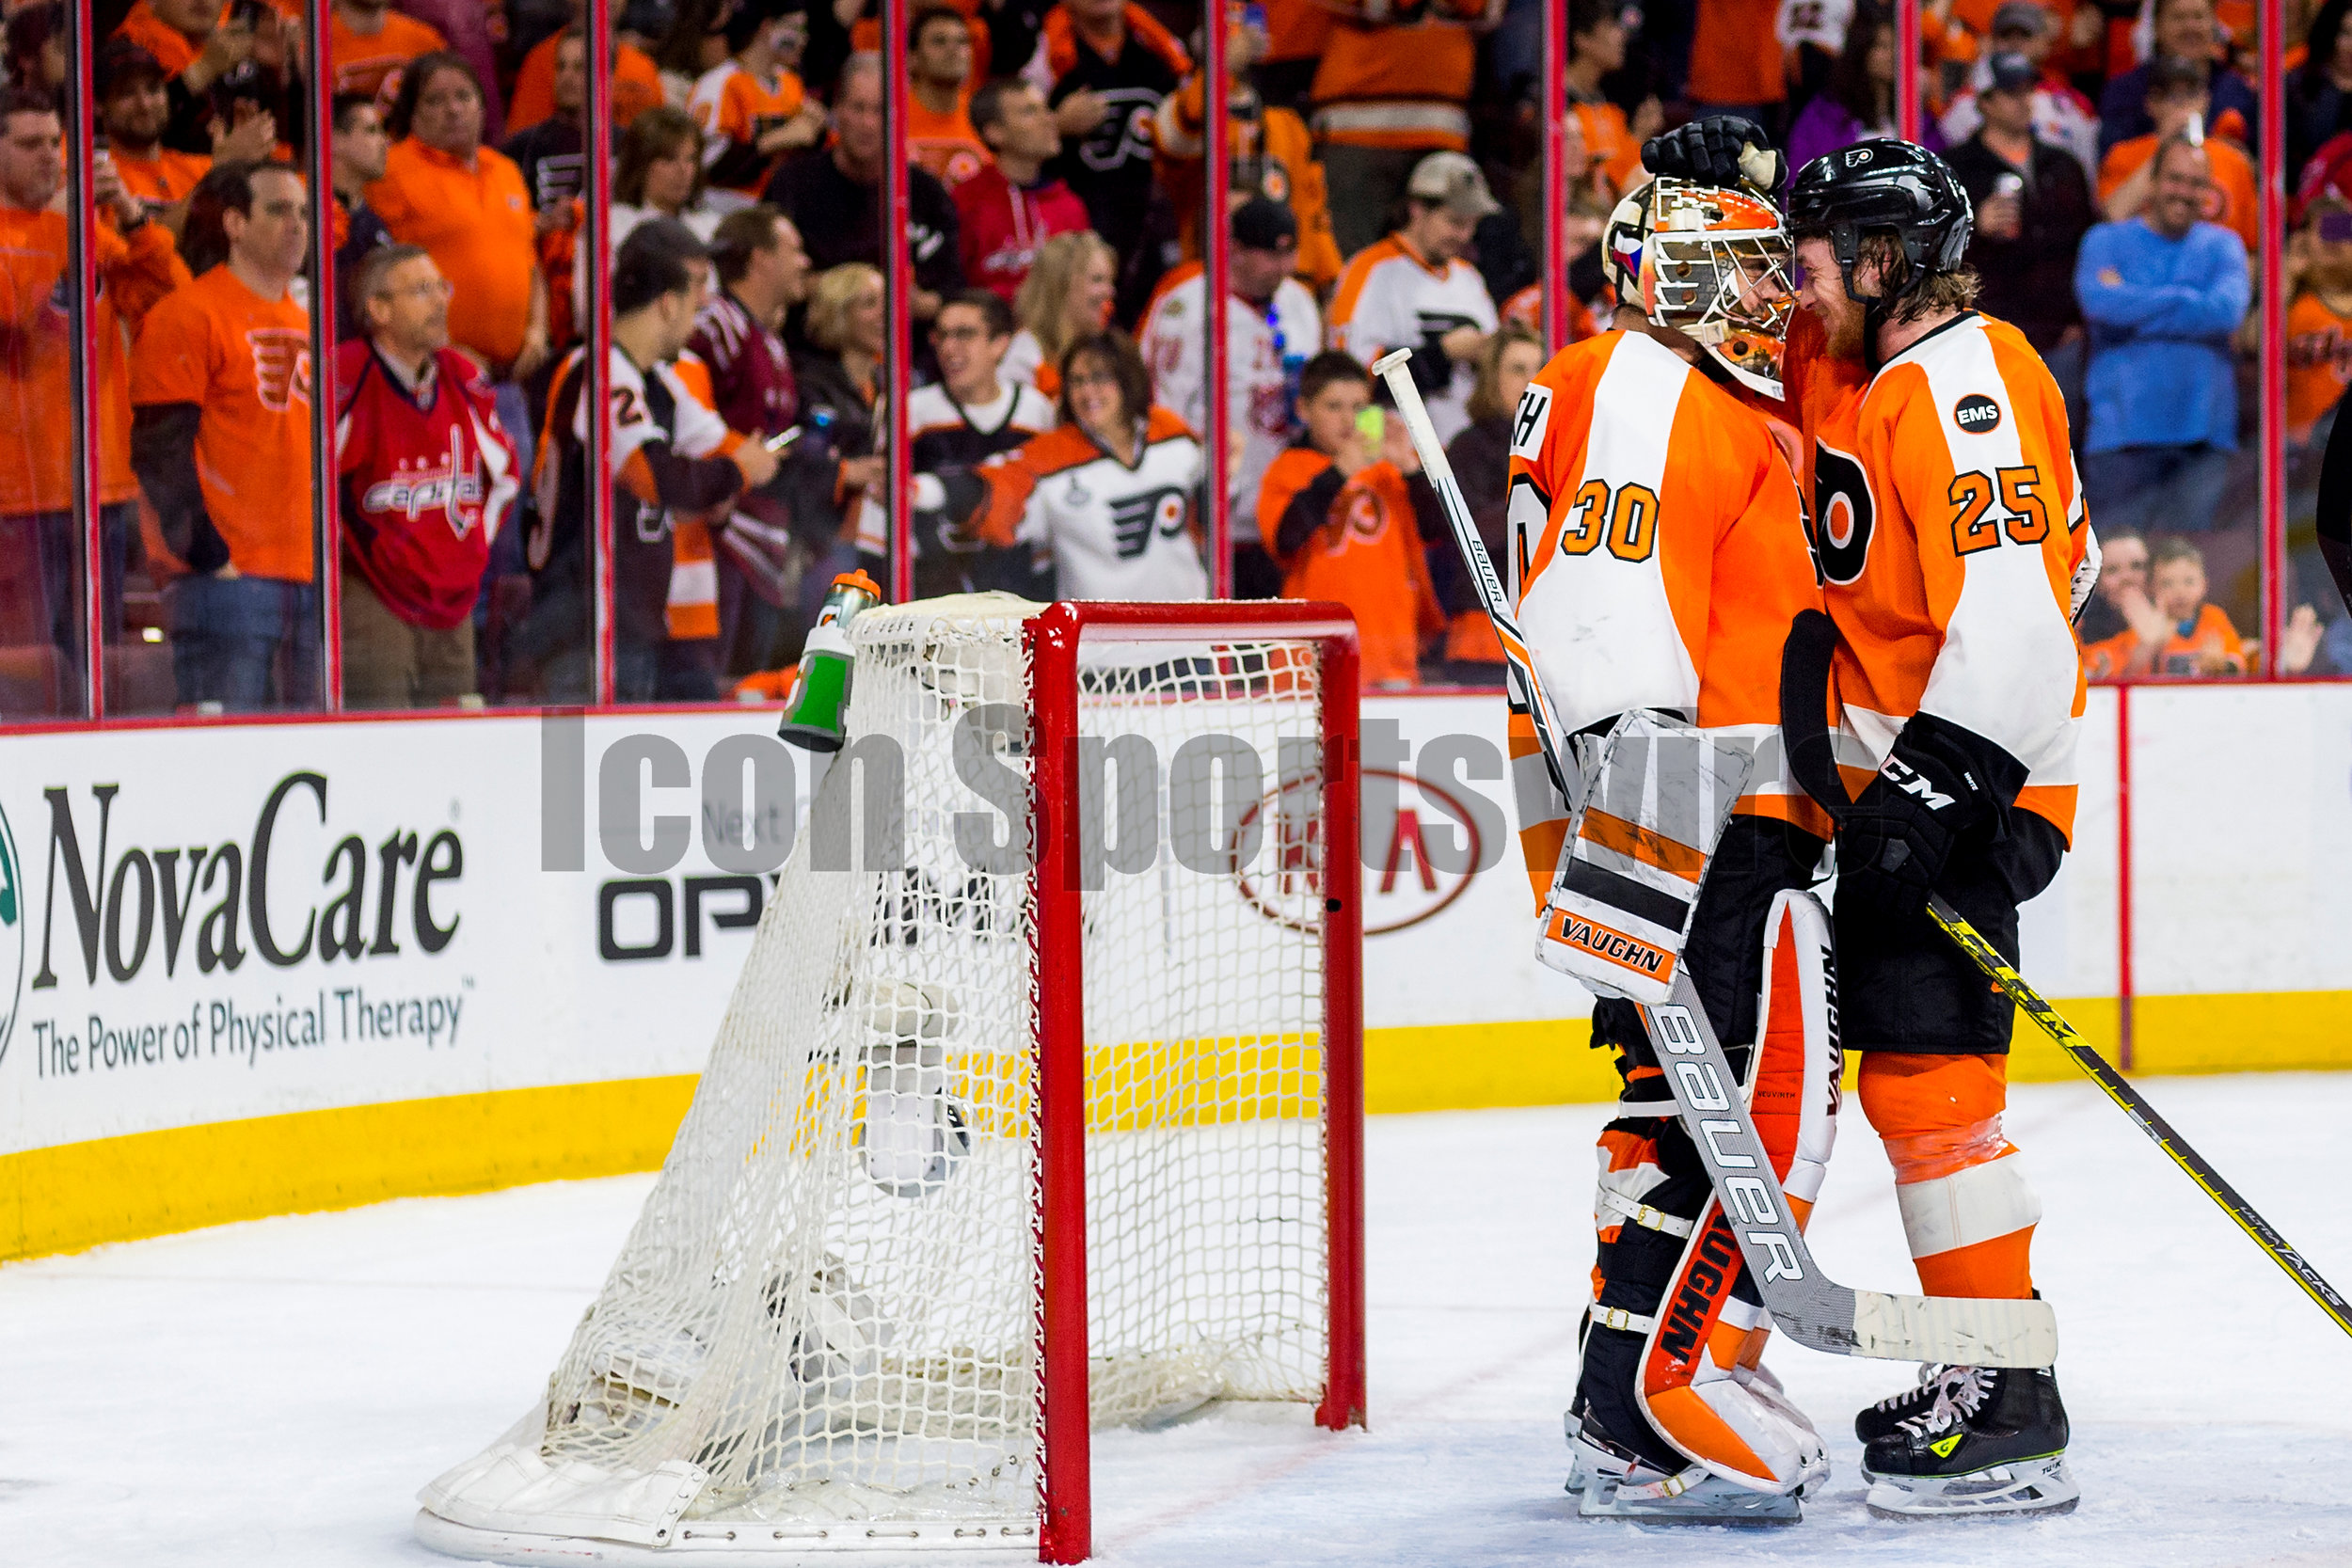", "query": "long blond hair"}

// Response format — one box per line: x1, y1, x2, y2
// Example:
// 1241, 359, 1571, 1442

1014, 230, 1117, 362
804, 261, 882, 355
